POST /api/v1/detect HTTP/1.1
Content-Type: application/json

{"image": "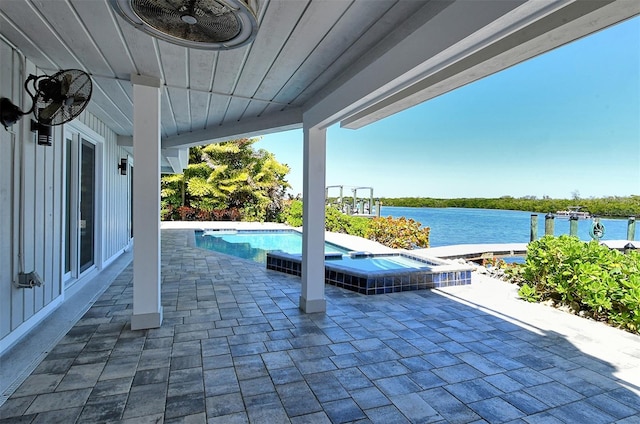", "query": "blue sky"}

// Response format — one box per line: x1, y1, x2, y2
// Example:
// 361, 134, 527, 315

256, 17, 640, 199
